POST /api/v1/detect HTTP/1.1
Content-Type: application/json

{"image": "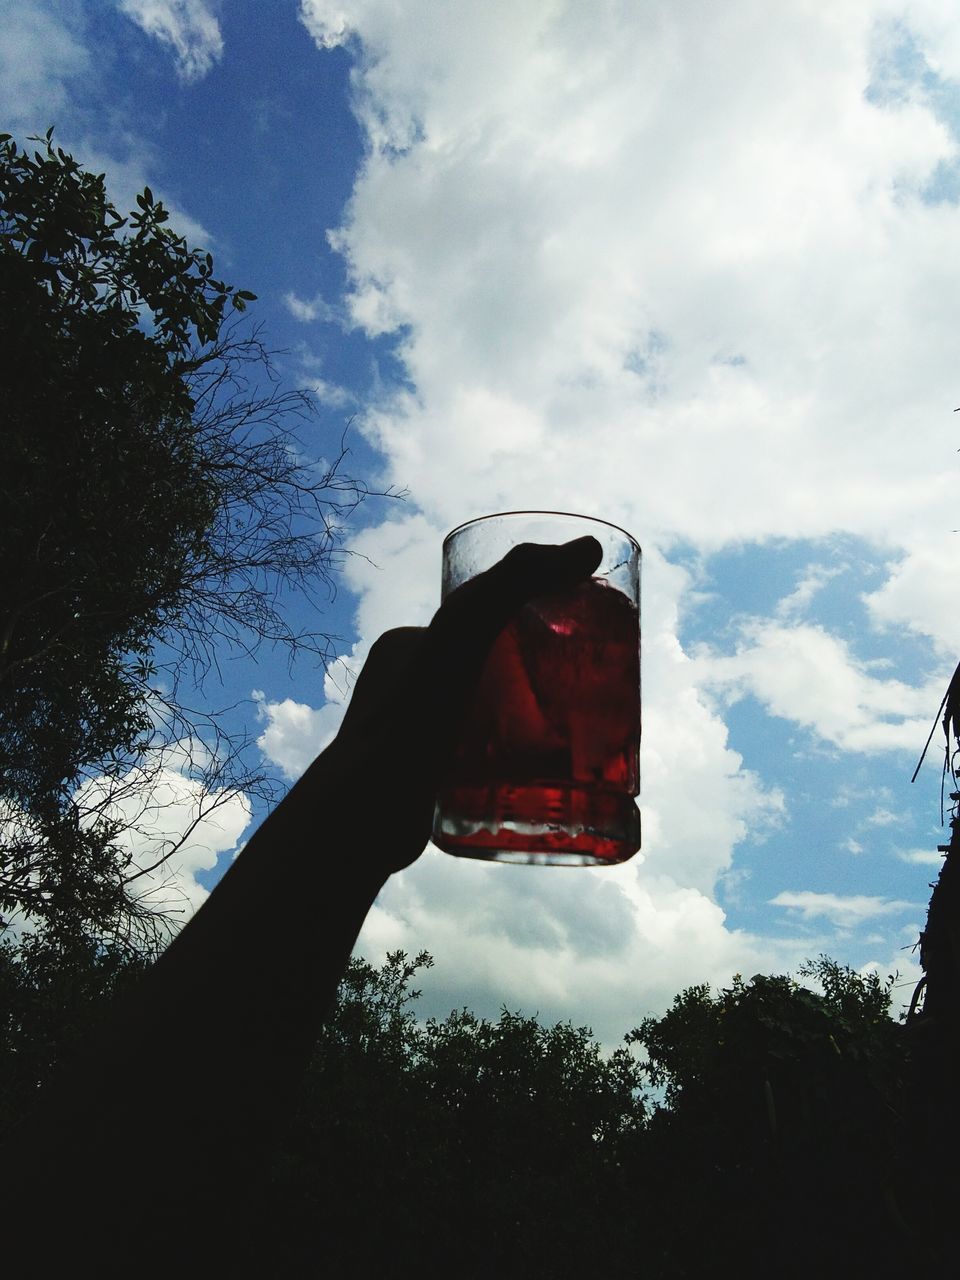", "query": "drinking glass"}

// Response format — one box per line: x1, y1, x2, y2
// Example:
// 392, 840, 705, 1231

432, 511, 641, 866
